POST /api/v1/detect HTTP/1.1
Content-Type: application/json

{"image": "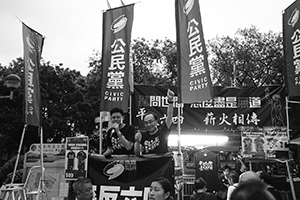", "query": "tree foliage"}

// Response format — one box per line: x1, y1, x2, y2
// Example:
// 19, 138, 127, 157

208, 26, 285, 87
131, 38, 177, 86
